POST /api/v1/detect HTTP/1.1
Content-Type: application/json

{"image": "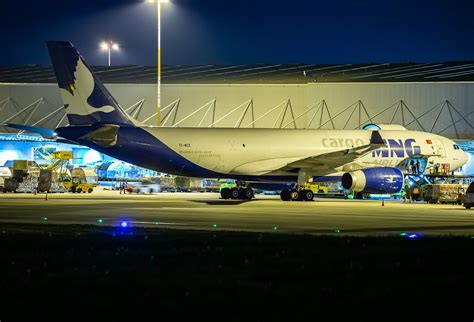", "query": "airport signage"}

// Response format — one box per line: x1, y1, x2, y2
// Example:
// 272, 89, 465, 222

52, 151, 73, 159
